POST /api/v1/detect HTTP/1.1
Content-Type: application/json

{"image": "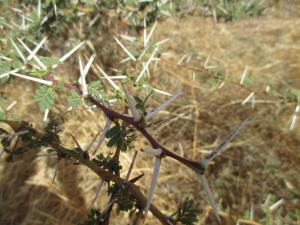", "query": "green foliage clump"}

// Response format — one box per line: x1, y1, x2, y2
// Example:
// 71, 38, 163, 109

92, 153, 121, 174
175, 198, 199, 225
200, 0, 268, 21
76, 208, 105, 225
108, 183, 136, 212
105, 122, 137, 152
34, 85, 55, 112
